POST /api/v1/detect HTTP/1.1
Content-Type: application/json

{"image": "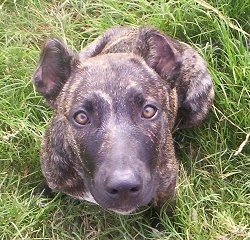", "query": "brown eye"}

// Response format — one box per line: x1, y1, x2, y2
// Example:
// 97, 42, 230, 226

142, 105, 157, 119
74, 111, 89, 125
